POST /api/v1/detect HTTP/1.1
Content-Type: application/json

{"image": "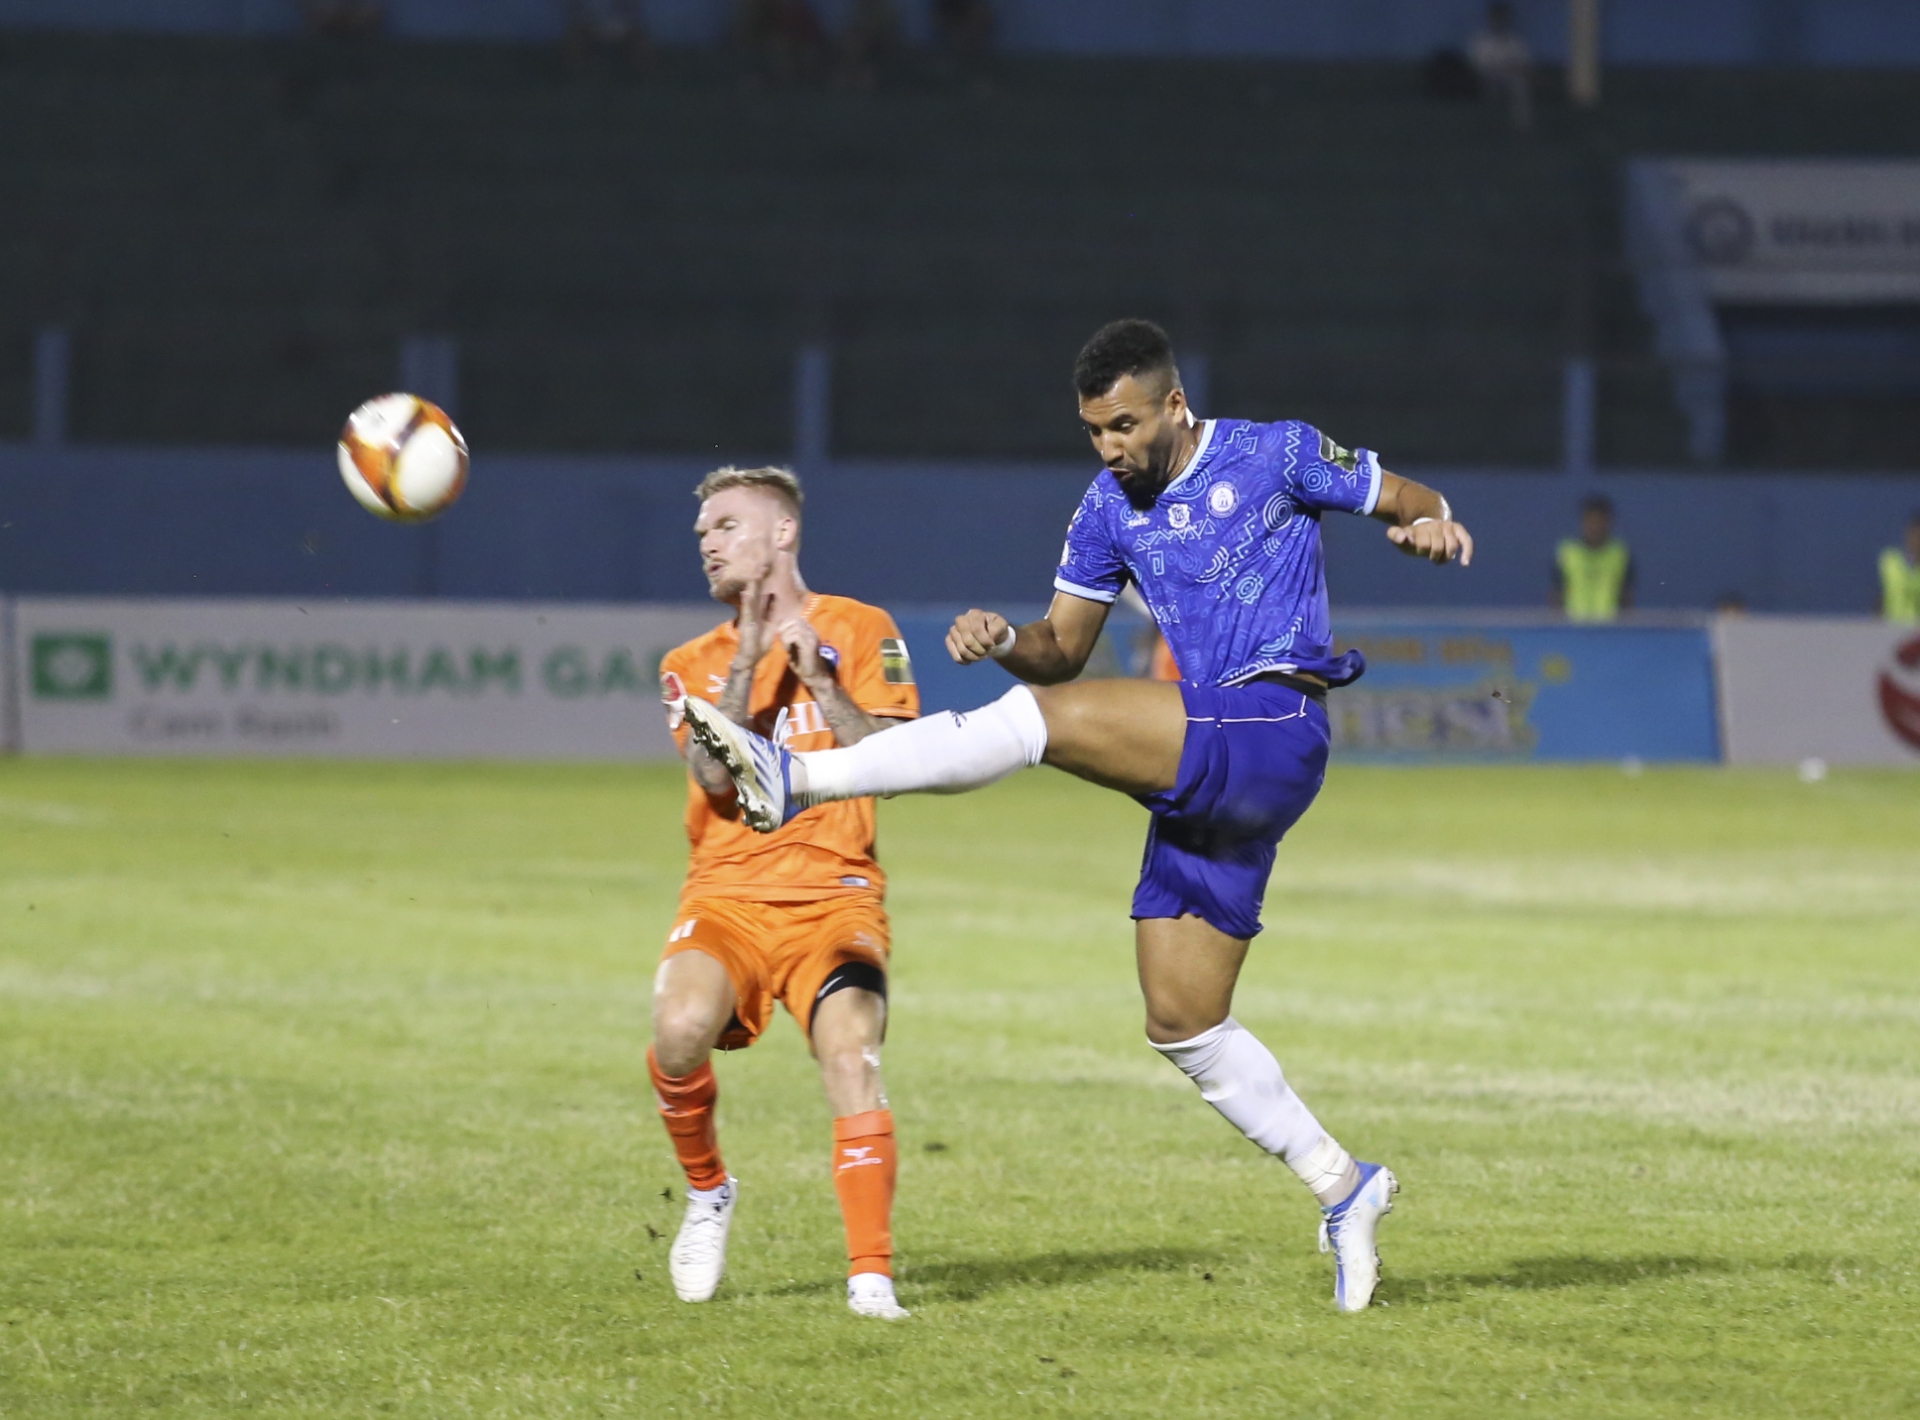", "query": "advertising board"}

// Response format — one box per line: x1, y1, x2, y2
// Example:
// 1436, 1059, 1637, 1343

1661, 159, 1920, 304
1715, 616, 1920, 766
1326, 617, 1720, 762
11, 598, 724, 759
0, 600, 1740, 765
